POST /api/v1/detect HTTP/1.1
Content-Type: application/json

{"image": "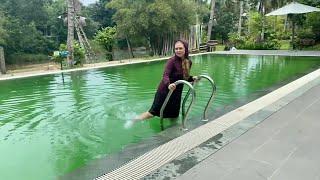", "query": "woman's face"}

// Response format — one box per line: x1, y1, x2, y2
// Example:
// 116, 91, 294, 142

175, 41, 185, 58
